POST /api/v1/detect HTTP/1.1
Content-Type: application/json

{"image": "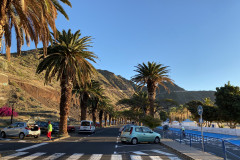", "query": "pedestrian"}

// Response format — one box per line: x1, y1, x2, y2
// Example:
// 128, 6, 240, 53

47, 121, 52, 140
181, 126, 185, 137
